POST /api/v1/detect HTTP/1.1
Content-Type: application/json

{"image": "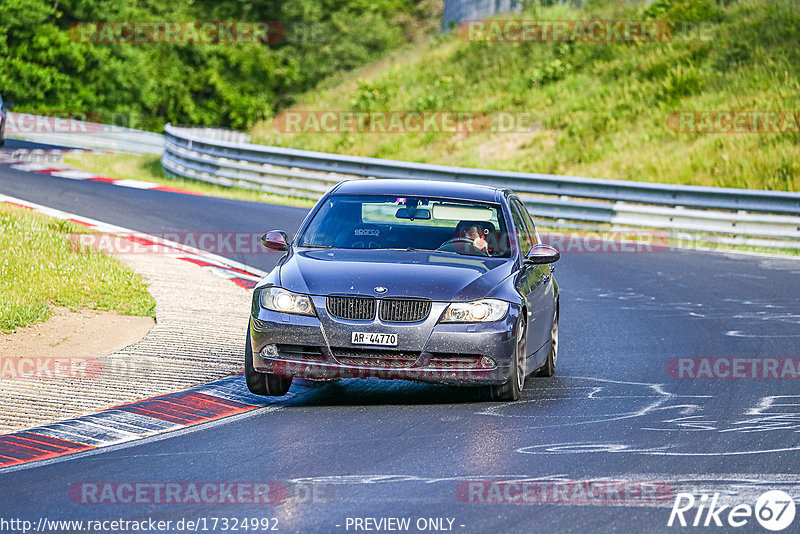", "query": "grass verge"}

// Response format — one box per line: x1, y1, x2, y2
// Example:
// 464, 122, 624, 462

62, 153, 316, 208
0, 204, 156, 334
